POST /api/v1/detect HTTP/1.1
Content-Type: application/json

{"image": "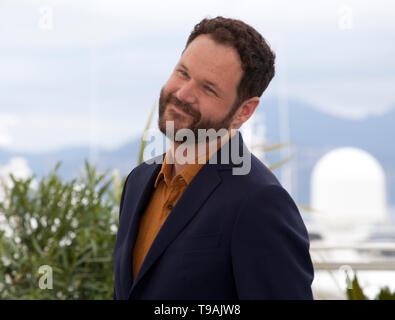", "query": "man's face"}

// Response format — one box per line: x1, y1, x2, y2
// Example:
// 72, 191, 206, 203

158, 34, 243, 141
